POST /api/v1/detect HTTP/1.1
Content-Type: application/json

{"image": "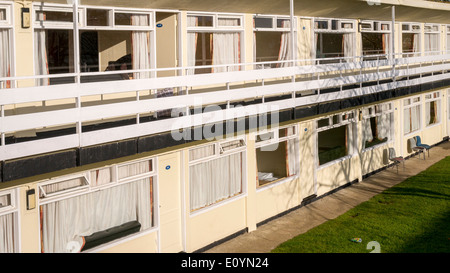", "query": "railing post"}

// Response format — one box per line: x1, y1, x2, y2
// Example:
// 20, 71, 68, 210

1, 104, 4, 146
